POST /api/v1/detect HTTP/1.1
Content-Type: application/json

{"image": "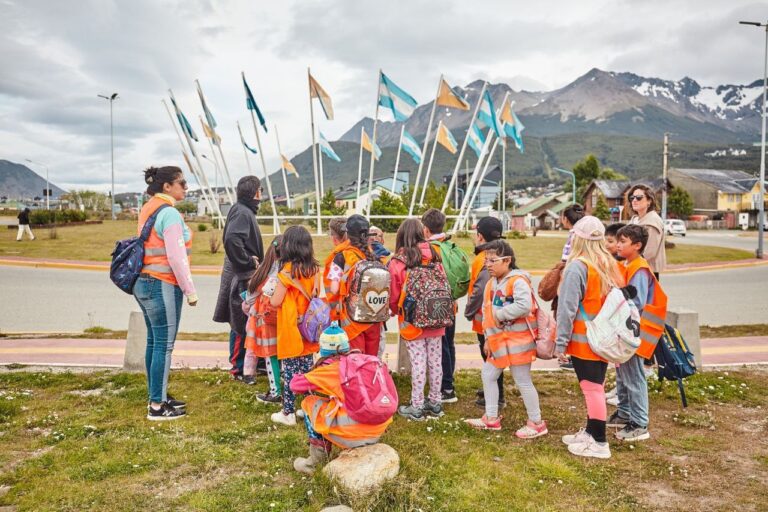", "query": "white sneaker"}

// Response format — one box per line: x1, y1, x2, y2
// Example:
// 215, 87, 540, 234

606, 395, 619, 407
605, 387, 617, 400
562, 427, 591, 445
271, 411, 296, 426
567, 437, 611, 459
